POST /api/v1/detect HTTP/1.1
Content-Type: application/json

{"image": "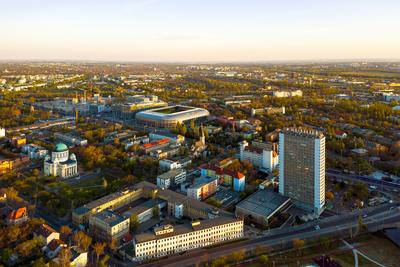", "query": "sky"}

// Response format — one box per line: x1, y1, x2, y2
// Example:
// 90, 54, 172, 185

1, 0, 400, 62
